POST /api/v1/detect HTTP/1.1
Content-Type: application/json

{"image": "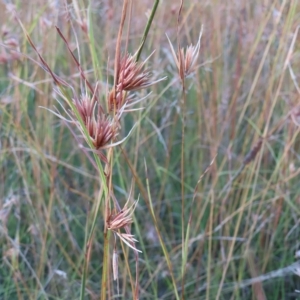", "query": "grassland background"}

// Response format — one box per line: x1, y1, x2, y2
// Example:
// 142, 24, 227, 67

1, 0, 300, 299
